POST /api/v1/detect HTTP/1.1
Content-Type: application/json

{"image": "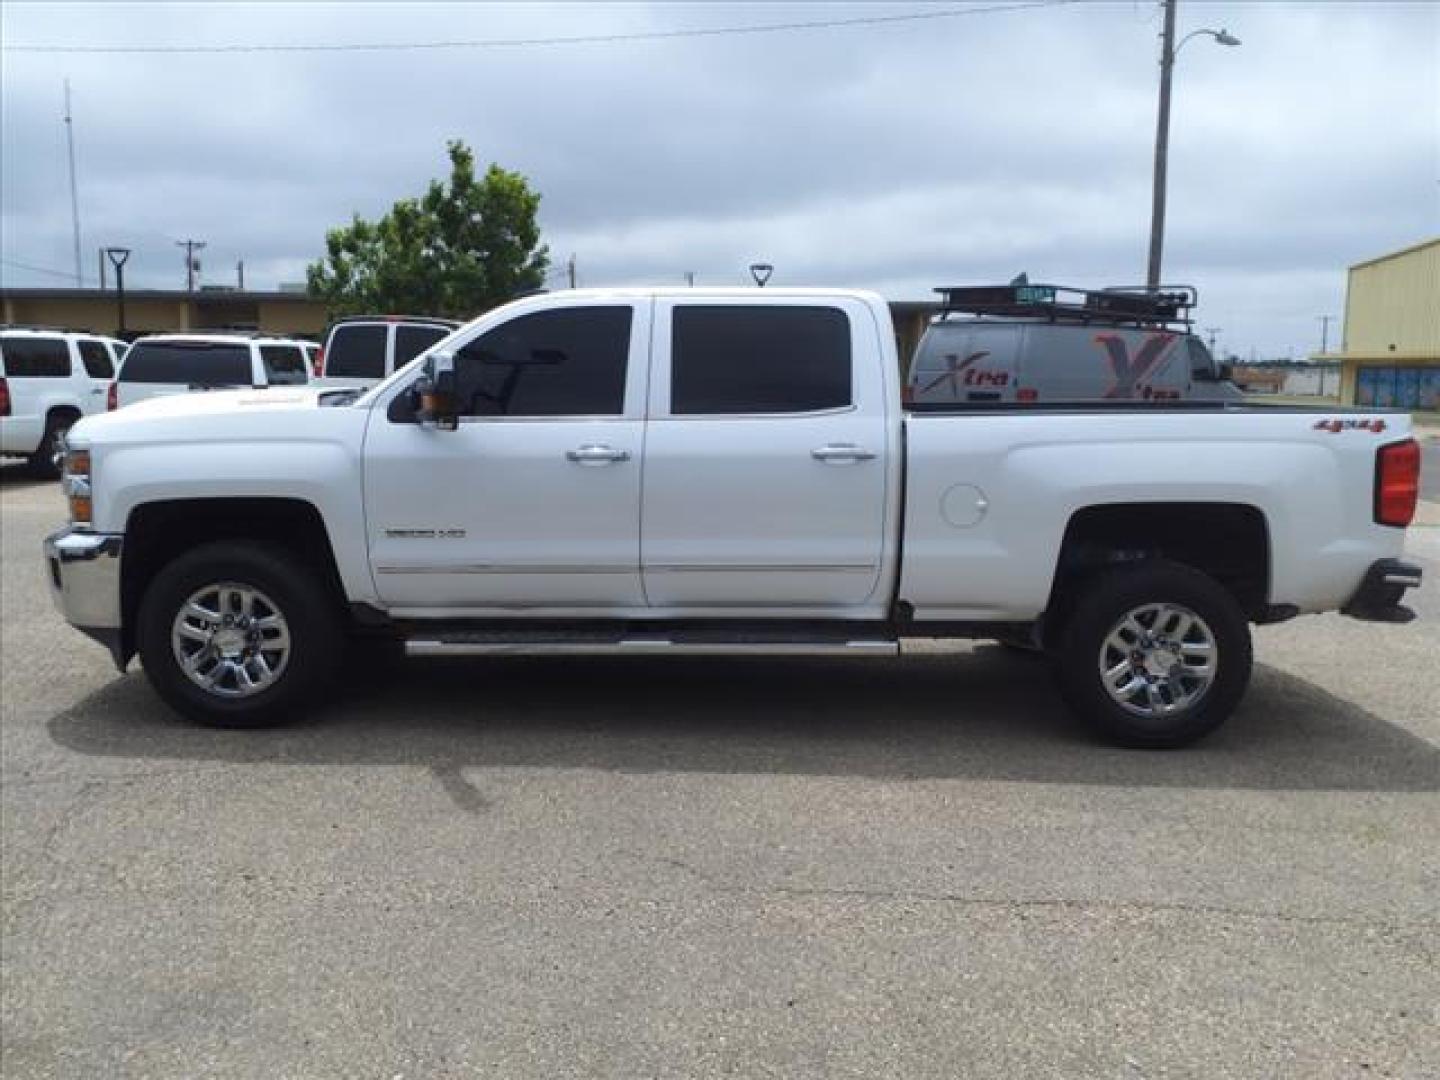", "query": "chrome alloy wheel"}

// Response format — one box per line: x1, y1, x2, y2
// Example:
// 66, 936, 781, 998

171, 583, 291, 698
1098, 602, 1217, 718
